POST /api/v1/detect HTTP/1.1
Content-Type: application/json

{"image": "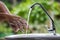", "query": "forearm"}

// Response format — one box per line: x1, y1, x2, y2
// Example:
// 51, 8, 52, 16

0, 1, 10, 14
